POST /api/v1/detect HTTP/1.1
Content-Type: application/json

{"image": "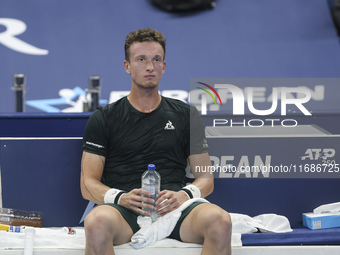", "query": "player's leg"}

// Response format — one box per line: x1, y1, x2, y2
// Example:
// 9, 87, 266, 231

179, 203, 232, 255
84, 204, 134, 255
